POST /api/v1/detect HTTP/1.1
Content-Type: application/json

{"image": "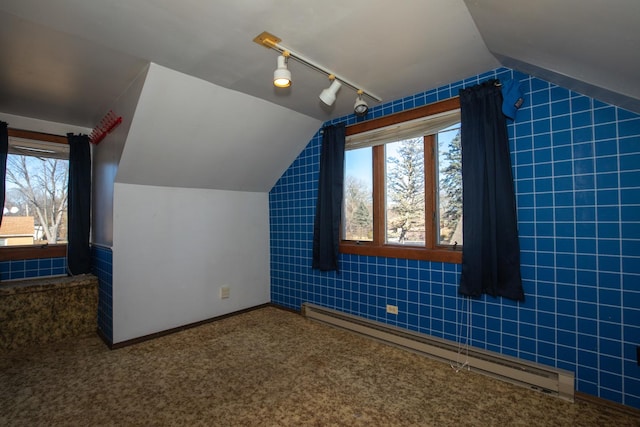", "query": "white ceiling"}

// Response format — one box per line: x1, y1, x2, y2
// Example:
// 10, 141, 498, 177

0, 0, 639, 129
